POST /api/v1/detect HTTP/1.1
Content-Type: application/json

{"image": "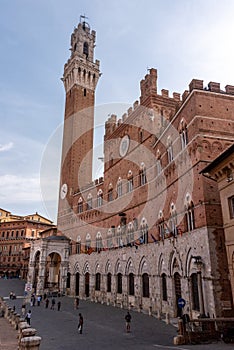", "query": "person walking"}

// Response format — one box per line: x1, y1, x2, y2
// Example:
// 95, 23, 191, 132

74, 297, 79, 309
25, 310, 32, 325
77, 313, 83, 334
57, 301, 61, 311
37, 295, 41, 306
45, 298, 49, 309
51, 298, 55, 310
21, 303, 26, 317
125, 311, 132, 333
